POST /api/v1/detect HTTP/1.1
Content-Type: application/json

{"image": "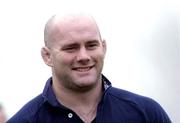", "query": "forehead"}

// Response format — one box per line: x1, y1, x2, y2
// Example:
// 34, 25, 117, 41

53, 14, 96, 27
50, 14, 101, 45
